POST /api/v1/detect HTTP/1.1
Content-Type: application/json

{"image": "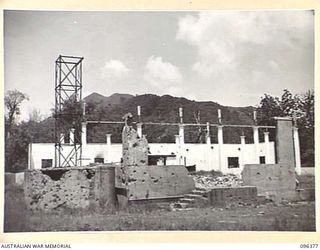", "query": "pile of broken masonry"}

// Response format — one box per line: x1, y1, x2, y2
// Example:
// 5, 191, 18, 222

192, 173, 243, 190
